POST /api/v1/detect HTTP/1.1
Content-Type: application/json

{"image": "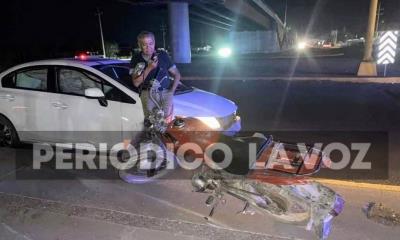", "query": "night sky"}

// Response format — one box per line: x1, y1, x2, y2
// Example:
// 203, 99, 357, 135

1, 0, 400, 66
